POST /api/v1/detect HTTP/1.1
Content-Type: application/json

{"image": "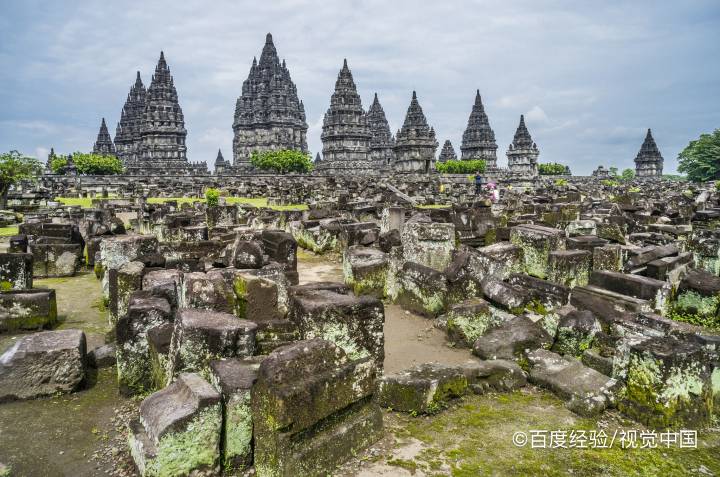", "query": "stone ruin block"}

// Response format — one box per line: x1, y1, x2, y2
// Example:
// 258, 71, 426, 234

646, 251, 694, 286
0, 253, 33, 290
100, 235, 159, 284
378, 228, 401, 253
588, 270, 672, 316
147, 323, 174, 392
30, 243, 82, 278
618, 337, 713, 429
442, 251, 484, 305
166, 258, 205, 273
434, 298, 493, 348
128, 373, 223, 477
0, 329, 86, 402
401, 222, 456, 272
142, 269, 183, 314
339, 222, 379, 250
507, 273, 570, 314
593, 244, 623, 272
689, 233, 720, 276
208, 357, 264, 469
396, 262, 448, 318
182, 272, 216, 310
509, 224, 566, 279
480, 276, 530, 315
167, 308, 257, 384
289, 289, 384, 369
527, 349, 624, 419
474, 242, 526, 280
233, 272, 283, 321
472, 315, 553, 369
109, 261, 146, 325
117, 292, 173, 395
380, 206, 405, 234
262, 230, 298, 285
206, 204, 238, 227
88, 342, 117, 369
252, 339, 383, 477
0, 289, 57, 332
343, 247, 388, 299
253, 320, 301, 355
8, 234, 28, 254
459, 359, 526, 394
538, 304, 576, 338
623, 244, 678, 275
377, 362, 467, 413
672, 269, 720, 324
383, 245, 405, 301
550, 309, 601, 358
547, 250, 591, 288
222, 239, 264, 269
241, 263, 292, 317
